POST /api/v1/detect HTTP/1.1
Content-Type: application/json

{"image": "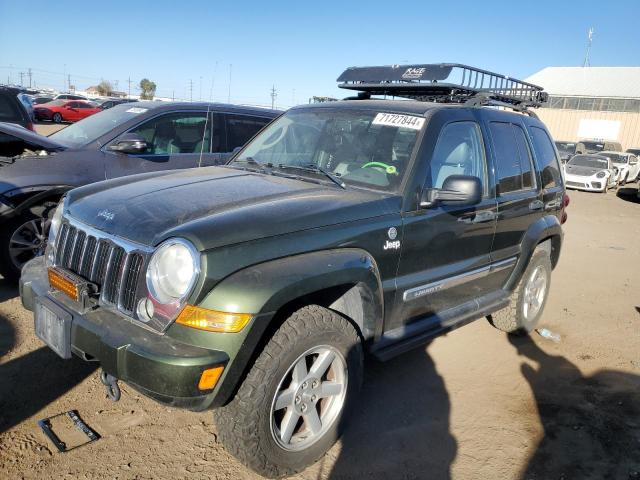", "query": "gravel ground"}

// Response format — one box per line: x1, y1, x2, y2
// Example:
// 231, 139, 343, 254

0, 176, 638, 479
